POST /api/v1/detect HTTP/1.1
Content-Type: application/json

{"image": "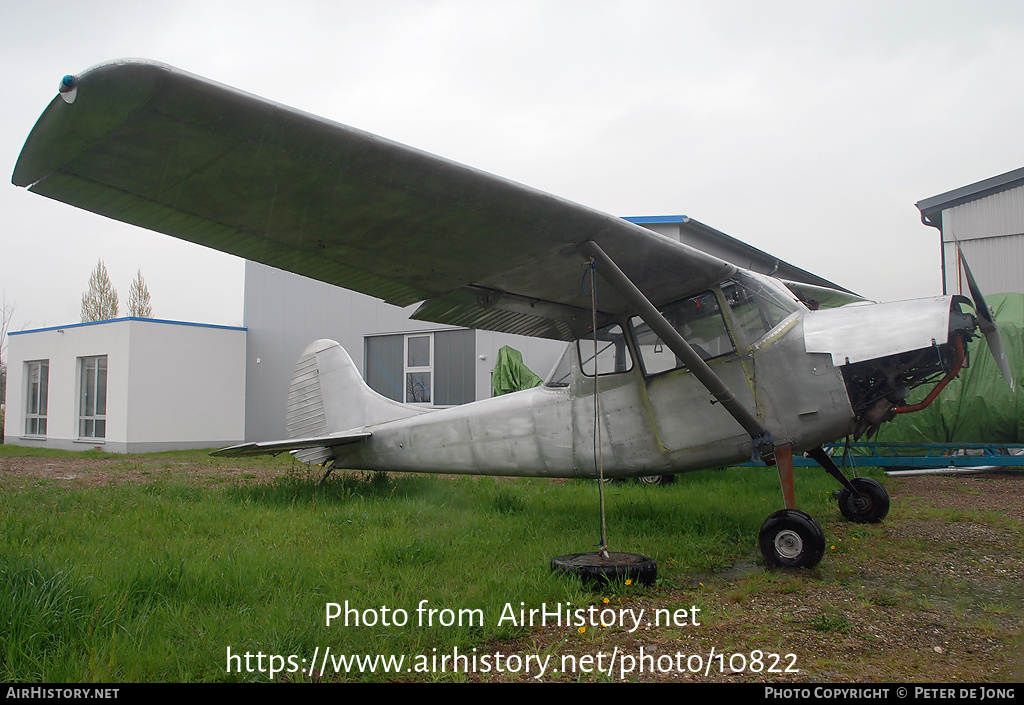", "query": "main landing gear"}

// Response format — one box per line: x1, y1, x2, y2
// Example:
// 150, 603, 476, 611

758, 444, 890, 569
759, 509, 825, 569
